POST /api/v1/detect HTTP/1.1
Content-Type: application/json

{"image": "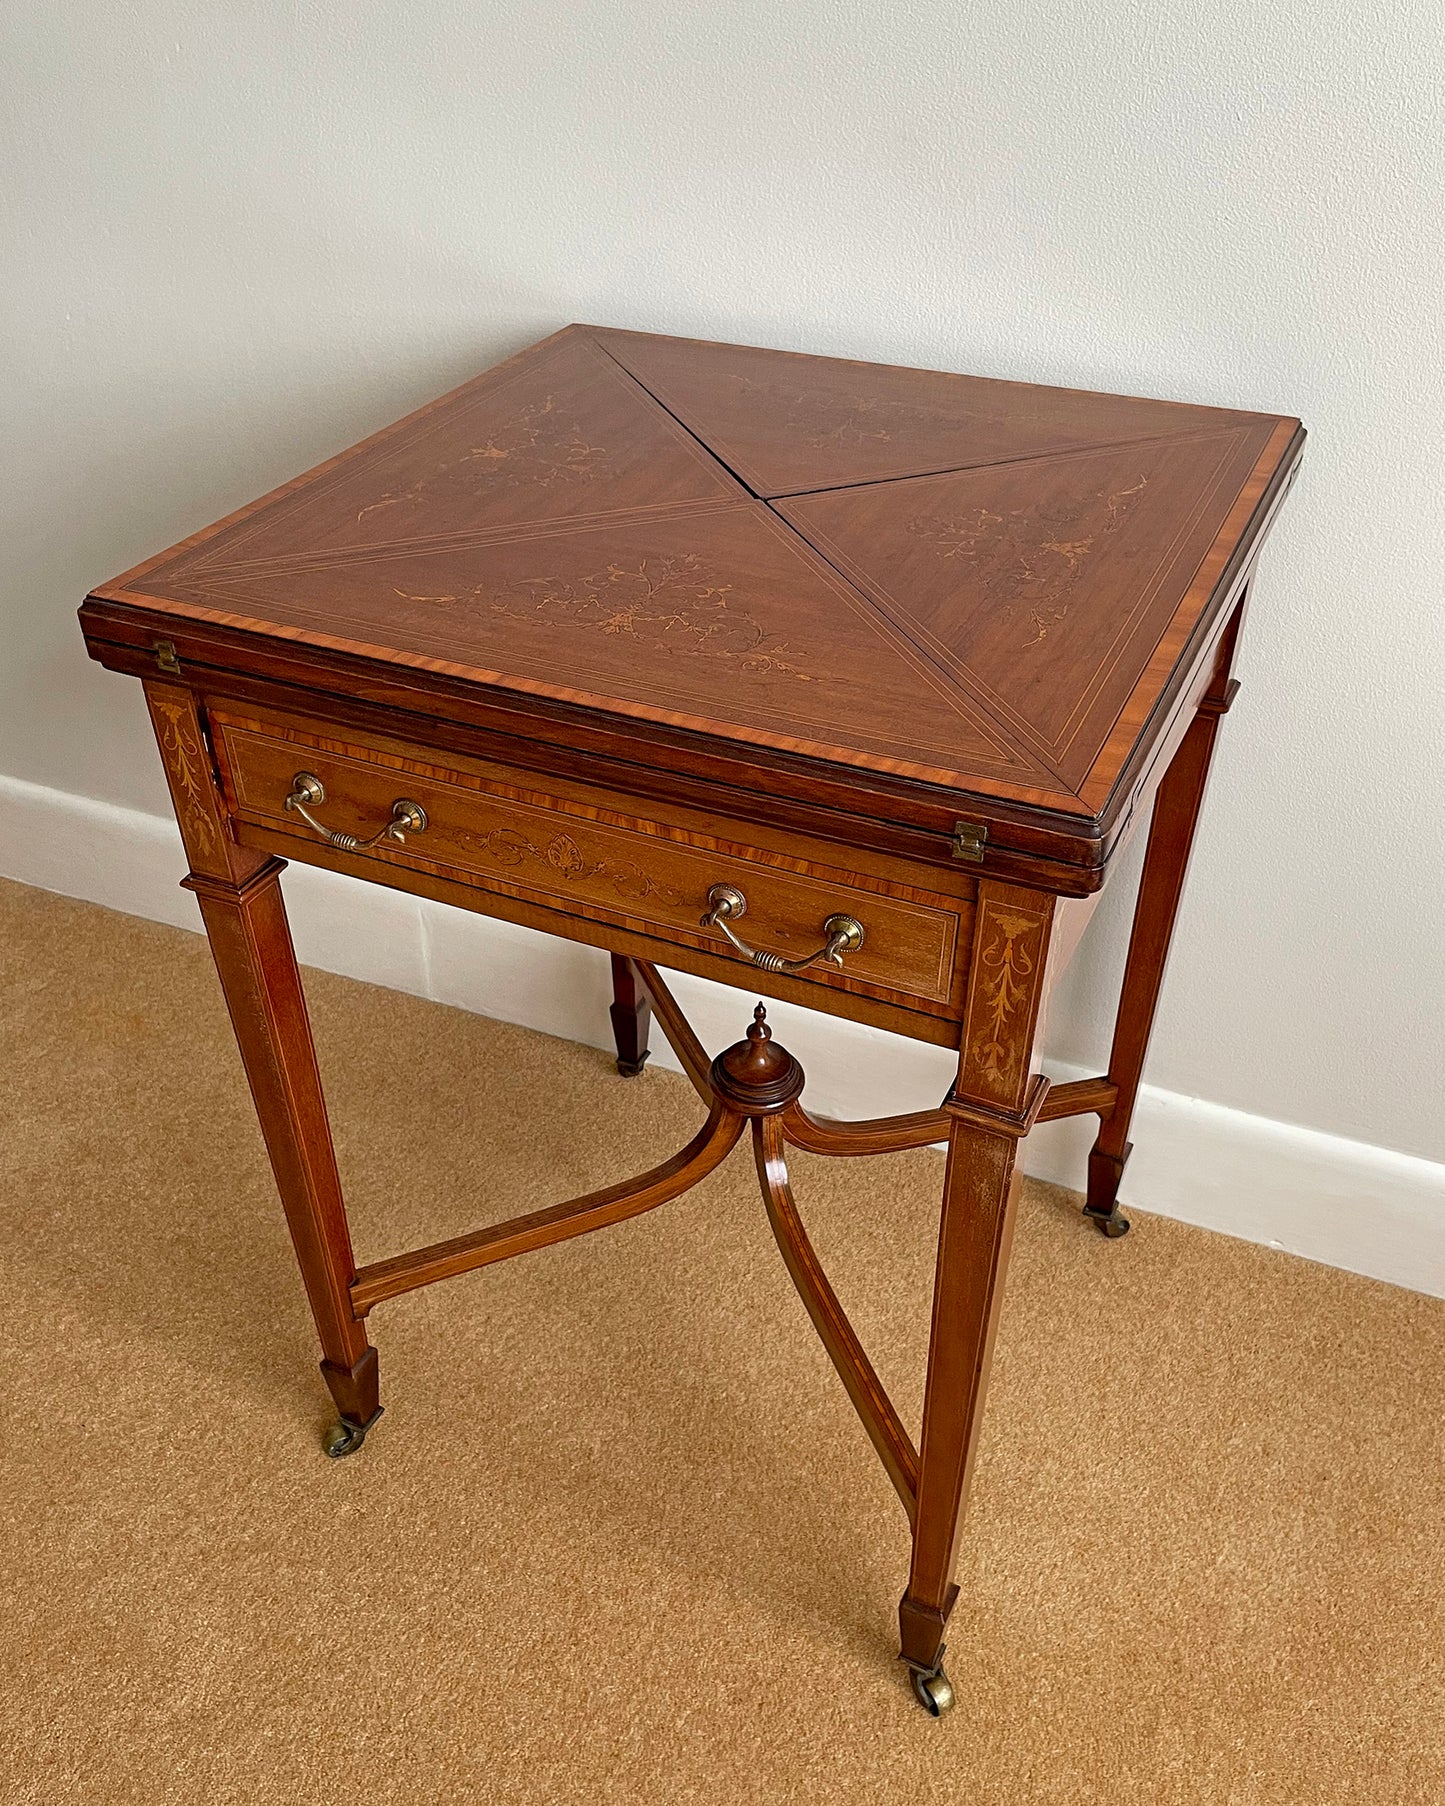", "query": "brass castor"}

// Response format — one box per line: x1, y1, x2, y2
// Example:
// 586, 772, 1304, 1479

615, 1055, 649, 1079
908, 1665, 955, 1716
323, 1411, 380, 1459
1086, 1204, 1131, 1239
